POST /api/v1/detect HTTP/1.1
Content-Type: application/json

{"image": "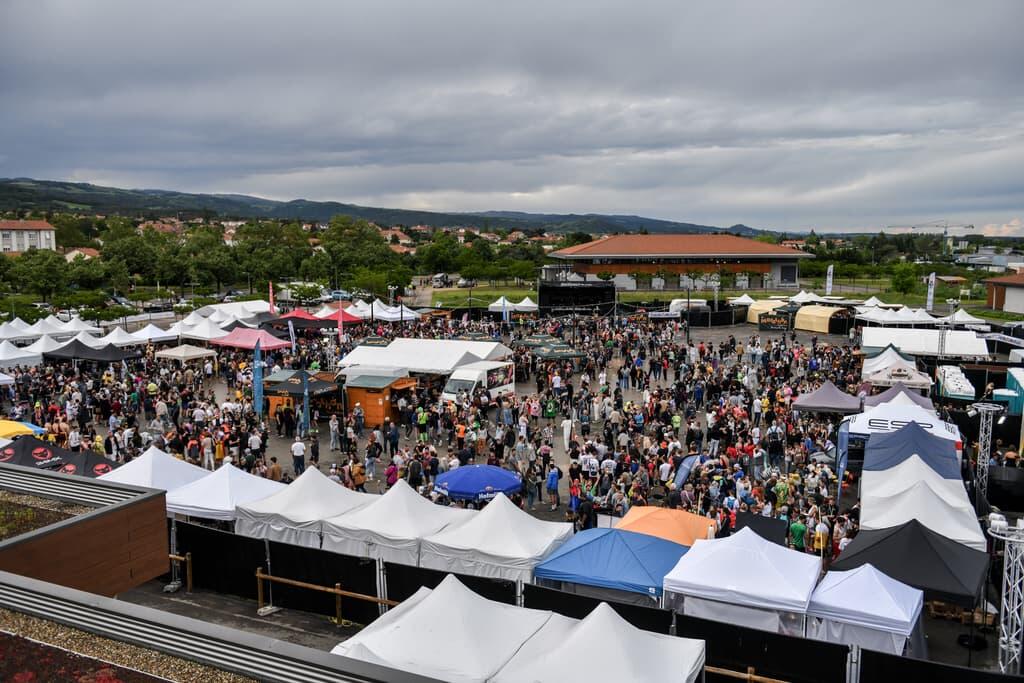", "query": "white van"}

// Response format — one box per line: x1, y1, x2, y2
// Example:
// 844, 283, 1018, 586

441, 360, 515, 403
